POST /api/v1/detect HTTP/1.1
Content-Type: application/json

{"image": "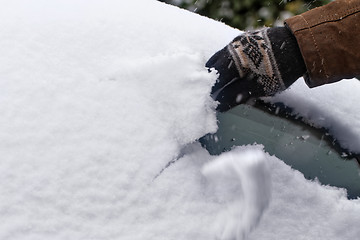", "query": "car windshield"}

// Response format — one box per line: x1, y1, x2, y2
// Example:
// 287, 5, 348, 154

201, 101, 360, 199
